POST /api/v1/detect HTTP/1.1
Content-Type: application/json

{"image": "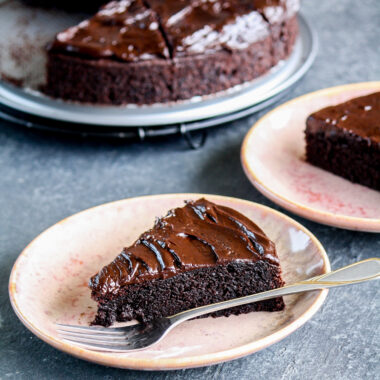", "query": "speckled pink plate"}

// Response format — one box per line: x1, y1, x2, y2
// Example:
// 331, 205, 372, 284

242, 82, 380, 232
9, 194, 330, 370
